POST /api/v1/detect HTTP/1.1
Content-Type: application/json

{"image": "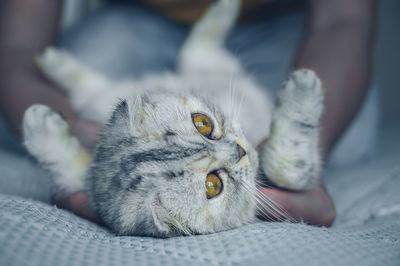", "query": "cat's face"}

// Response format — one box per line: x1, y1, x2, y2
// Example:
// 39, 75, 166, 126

96, 92, 258, 236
